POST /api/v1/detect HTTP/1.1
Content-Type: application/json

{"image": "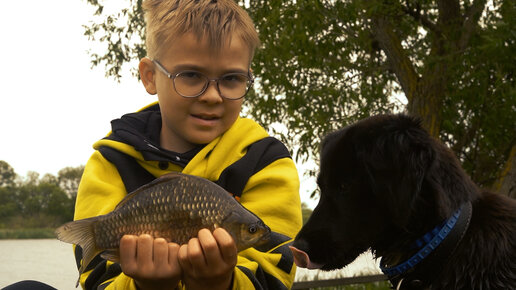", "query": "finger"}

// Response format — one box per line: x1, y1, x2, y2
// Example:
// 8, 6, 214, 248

167, 243, 182, 277
152, 238, 168, 267
168, 243, 180, 265
213, 228, 237, 264
119, 235, 137, 274
198, 228, 223, 265
178, 243, 192, 271
136, 234, 154, 266
187, 236, 207, 268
